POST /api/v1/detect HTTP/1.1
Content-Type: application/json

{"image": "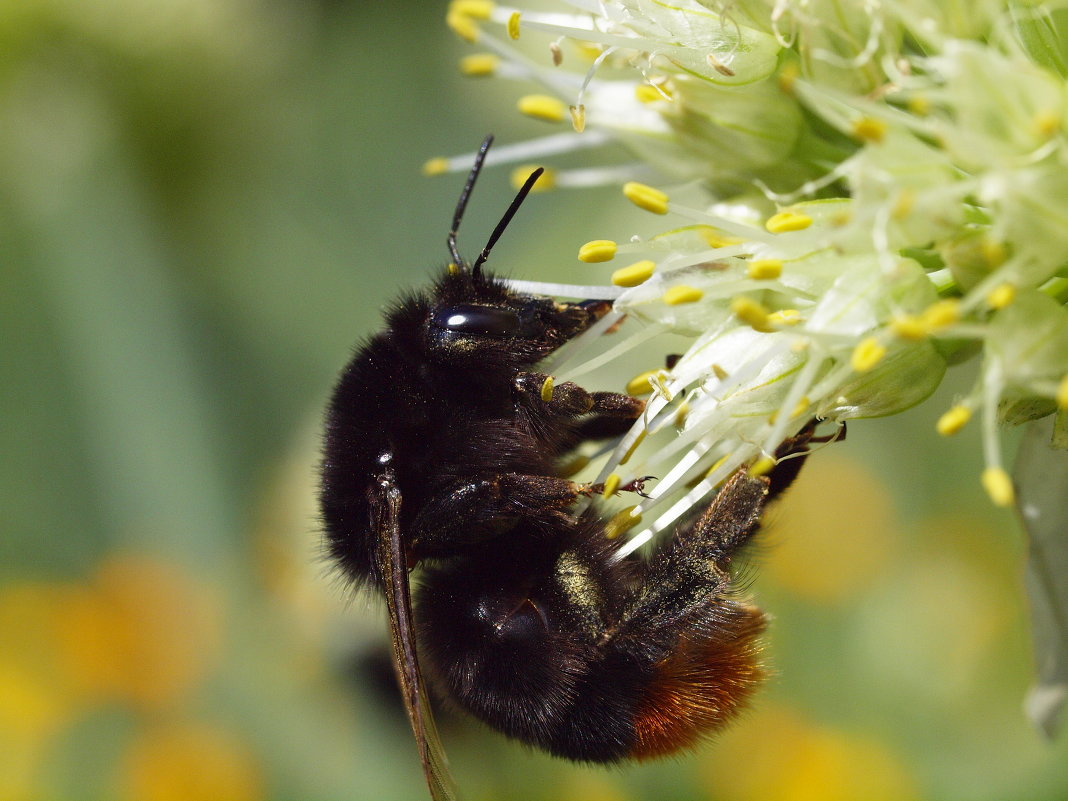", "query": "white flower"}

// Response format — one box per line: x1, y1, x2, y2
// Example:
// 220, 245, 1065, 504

438, 0, 1068, 518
